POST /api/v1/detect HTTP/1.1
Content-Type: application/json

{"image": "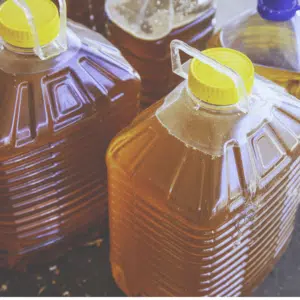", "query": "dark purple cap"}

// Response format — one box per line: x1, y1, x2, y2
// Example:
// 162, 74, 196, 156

258, 0, 300, 22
